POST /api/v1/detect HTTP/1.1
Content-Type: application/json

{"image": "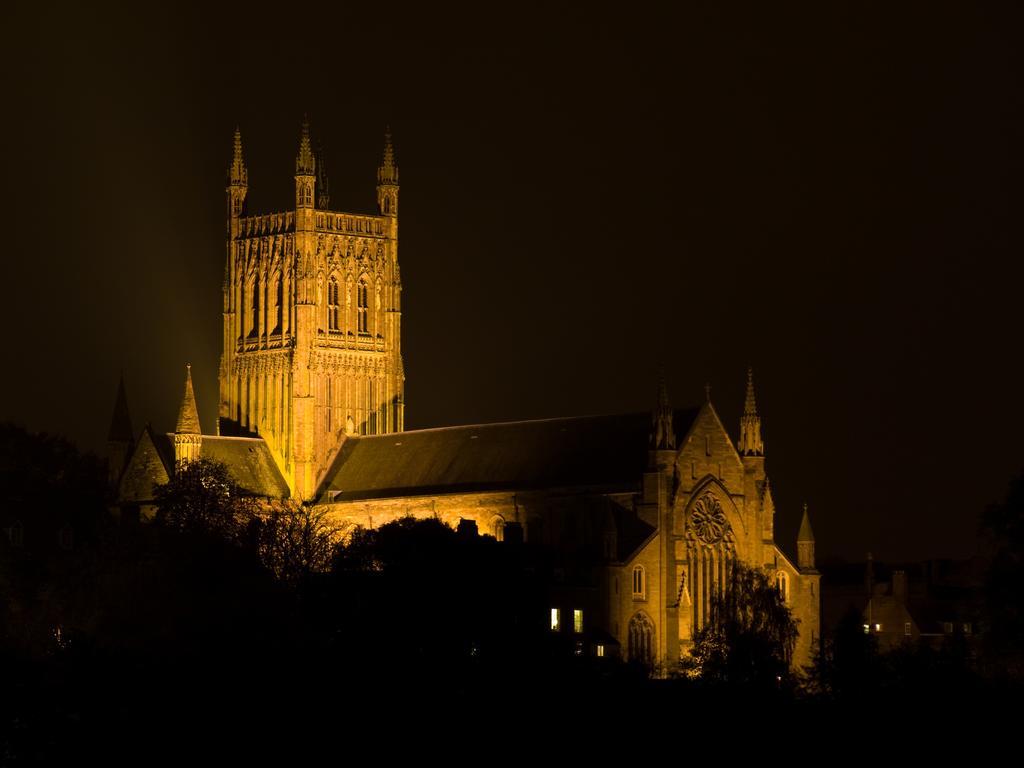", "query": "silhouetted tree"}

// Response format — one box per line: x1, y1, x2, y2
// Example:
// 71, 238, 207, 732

253, 500, 339, 586
152, 458, 257, 542
981, 470, 1024, 676
690, 562, 798, 689
805, 604, 880, 699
